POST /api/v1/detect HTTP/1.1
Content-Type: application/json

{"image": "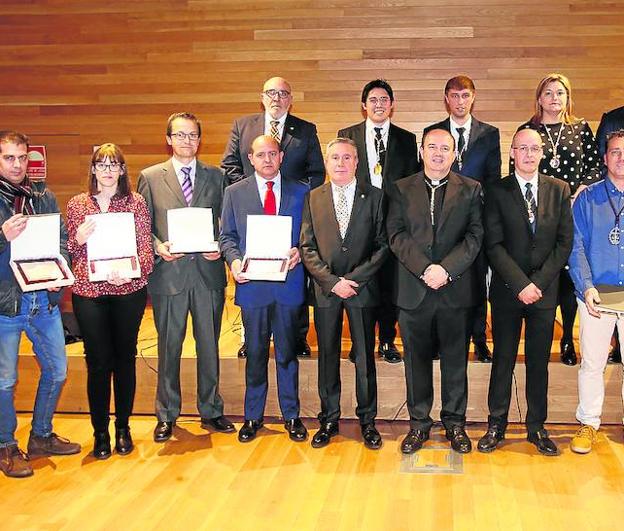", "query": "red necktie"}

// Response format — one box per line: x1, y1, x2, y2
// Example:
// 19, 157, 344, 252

264, 181, 276, 215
